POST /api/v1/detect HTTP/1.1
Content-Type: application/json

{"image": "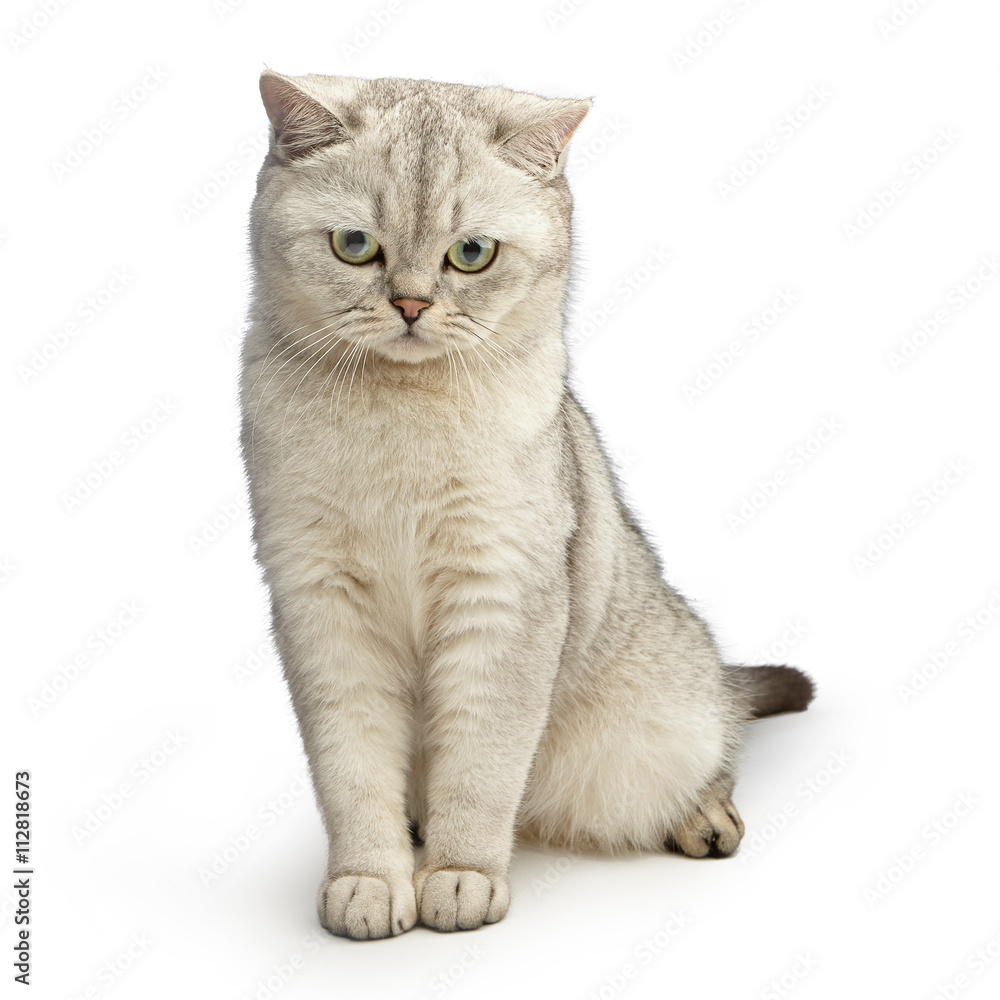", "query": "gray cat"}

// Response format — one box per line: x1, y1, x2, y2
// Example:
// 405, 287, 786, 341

239, 71, 814, 939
